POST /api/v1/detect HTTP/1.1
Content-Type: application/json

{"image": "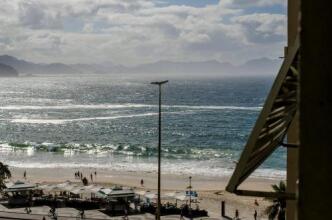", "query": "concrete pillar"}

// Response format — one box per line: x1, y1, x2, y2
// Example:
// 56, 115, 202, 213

288, 0, 299, 46
286, 0, 300, 219
286, 114, 299, 220
299, 1, 332, 219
